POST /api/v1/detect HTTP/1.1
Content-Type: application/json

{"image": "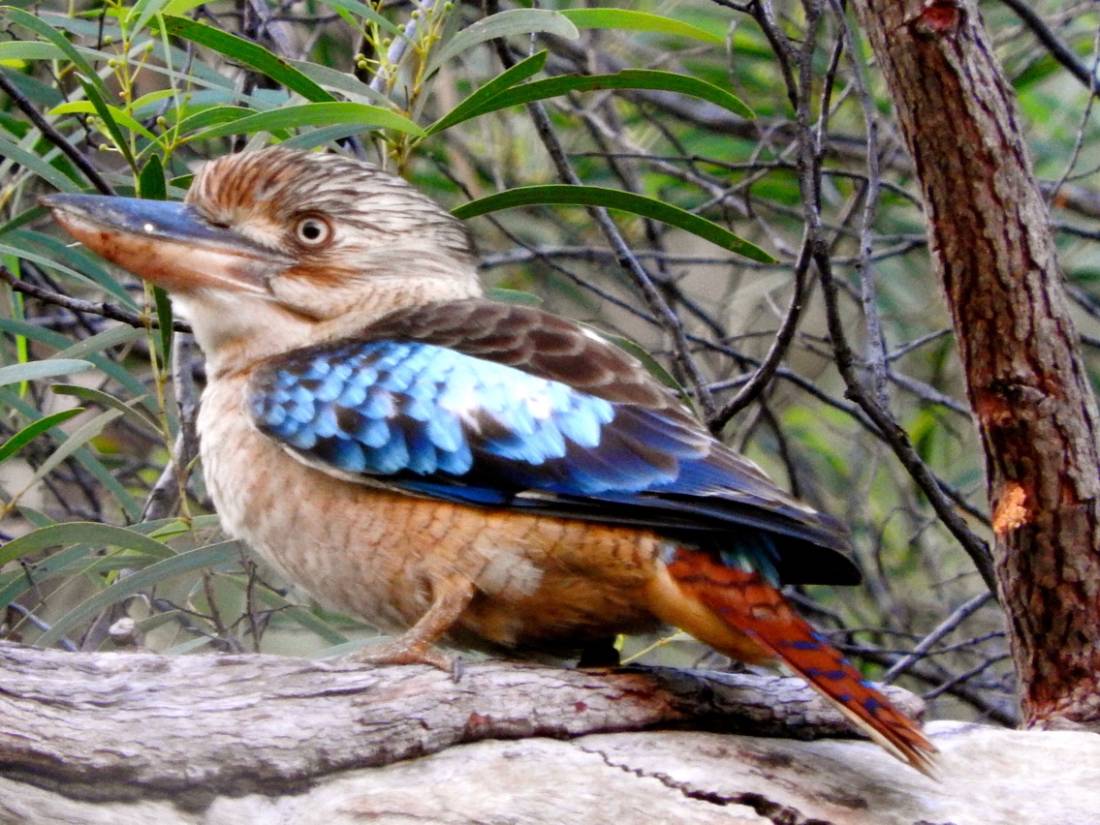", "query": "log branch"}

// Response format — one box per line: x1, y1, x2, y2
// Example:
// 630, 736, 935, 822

3, 643, 1100, 825
0, 641, 926, 804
